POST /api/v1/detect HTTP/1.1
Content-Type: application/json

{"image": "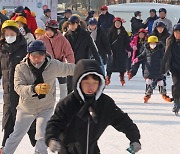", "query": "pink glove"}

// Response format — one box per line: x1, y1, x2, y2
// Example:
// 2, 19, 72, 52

132, 58, 139, 65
